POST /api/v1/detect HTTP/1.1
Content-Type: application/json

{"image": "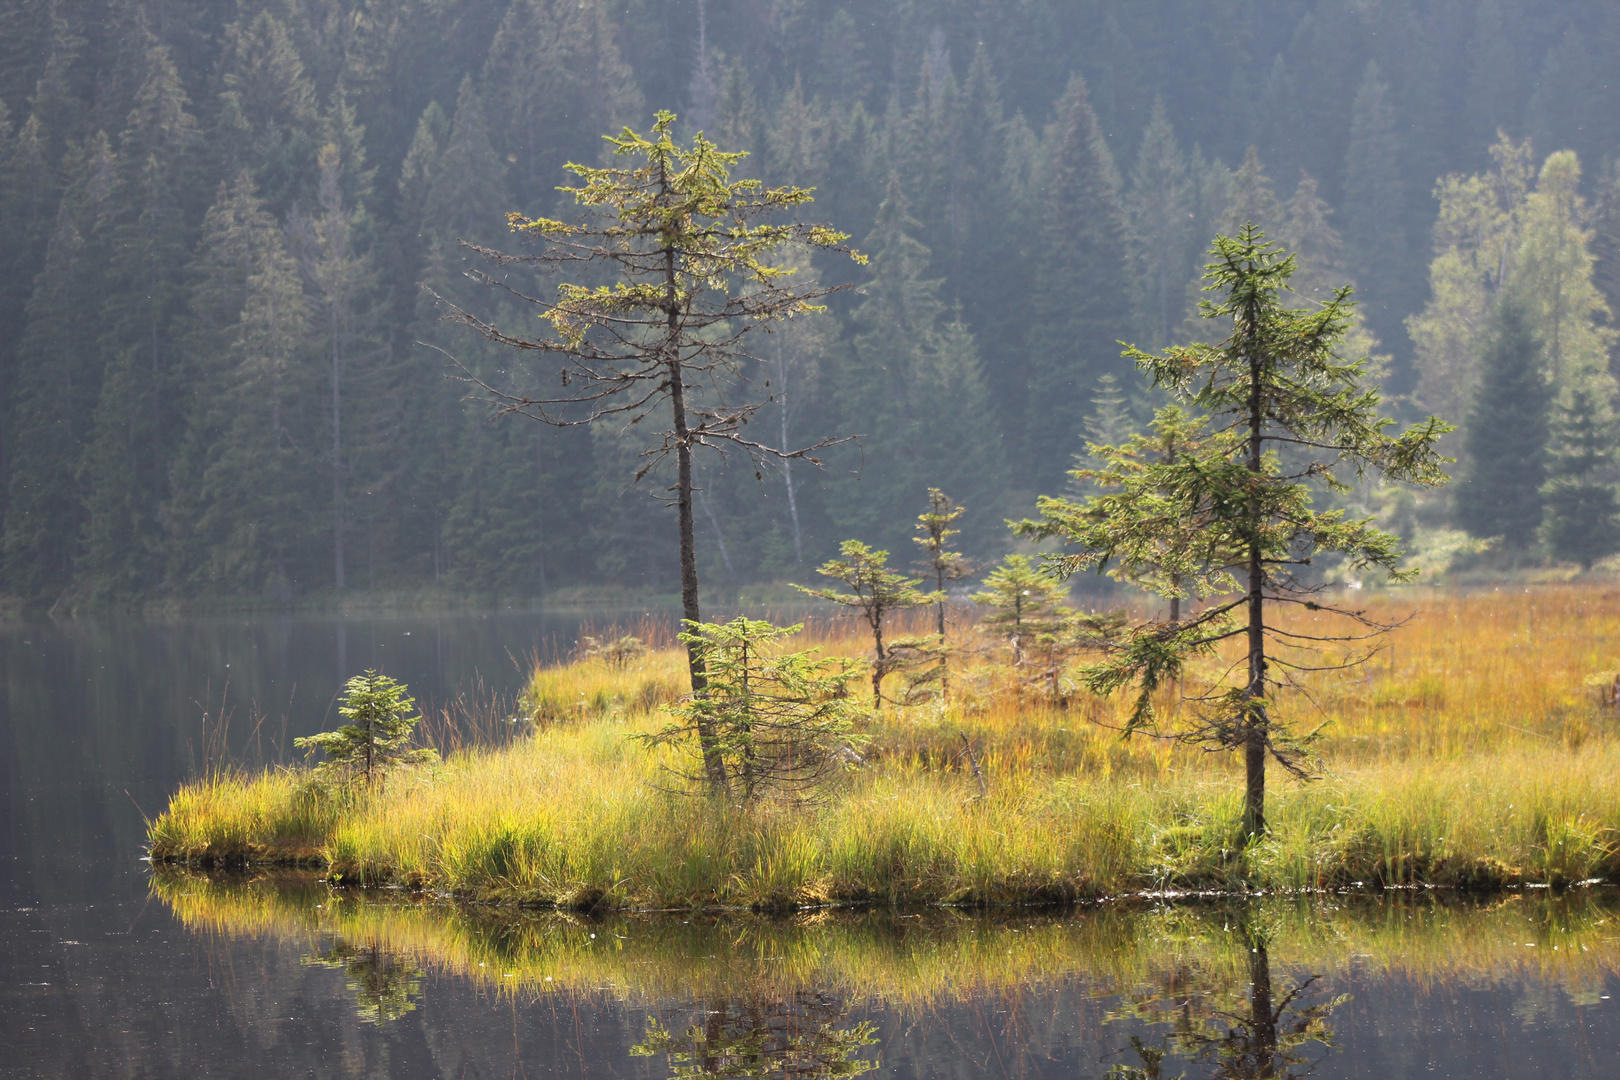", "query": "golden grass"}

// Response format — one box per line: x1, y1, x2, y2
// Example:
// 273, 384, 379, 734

147, 585, 1620, 906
